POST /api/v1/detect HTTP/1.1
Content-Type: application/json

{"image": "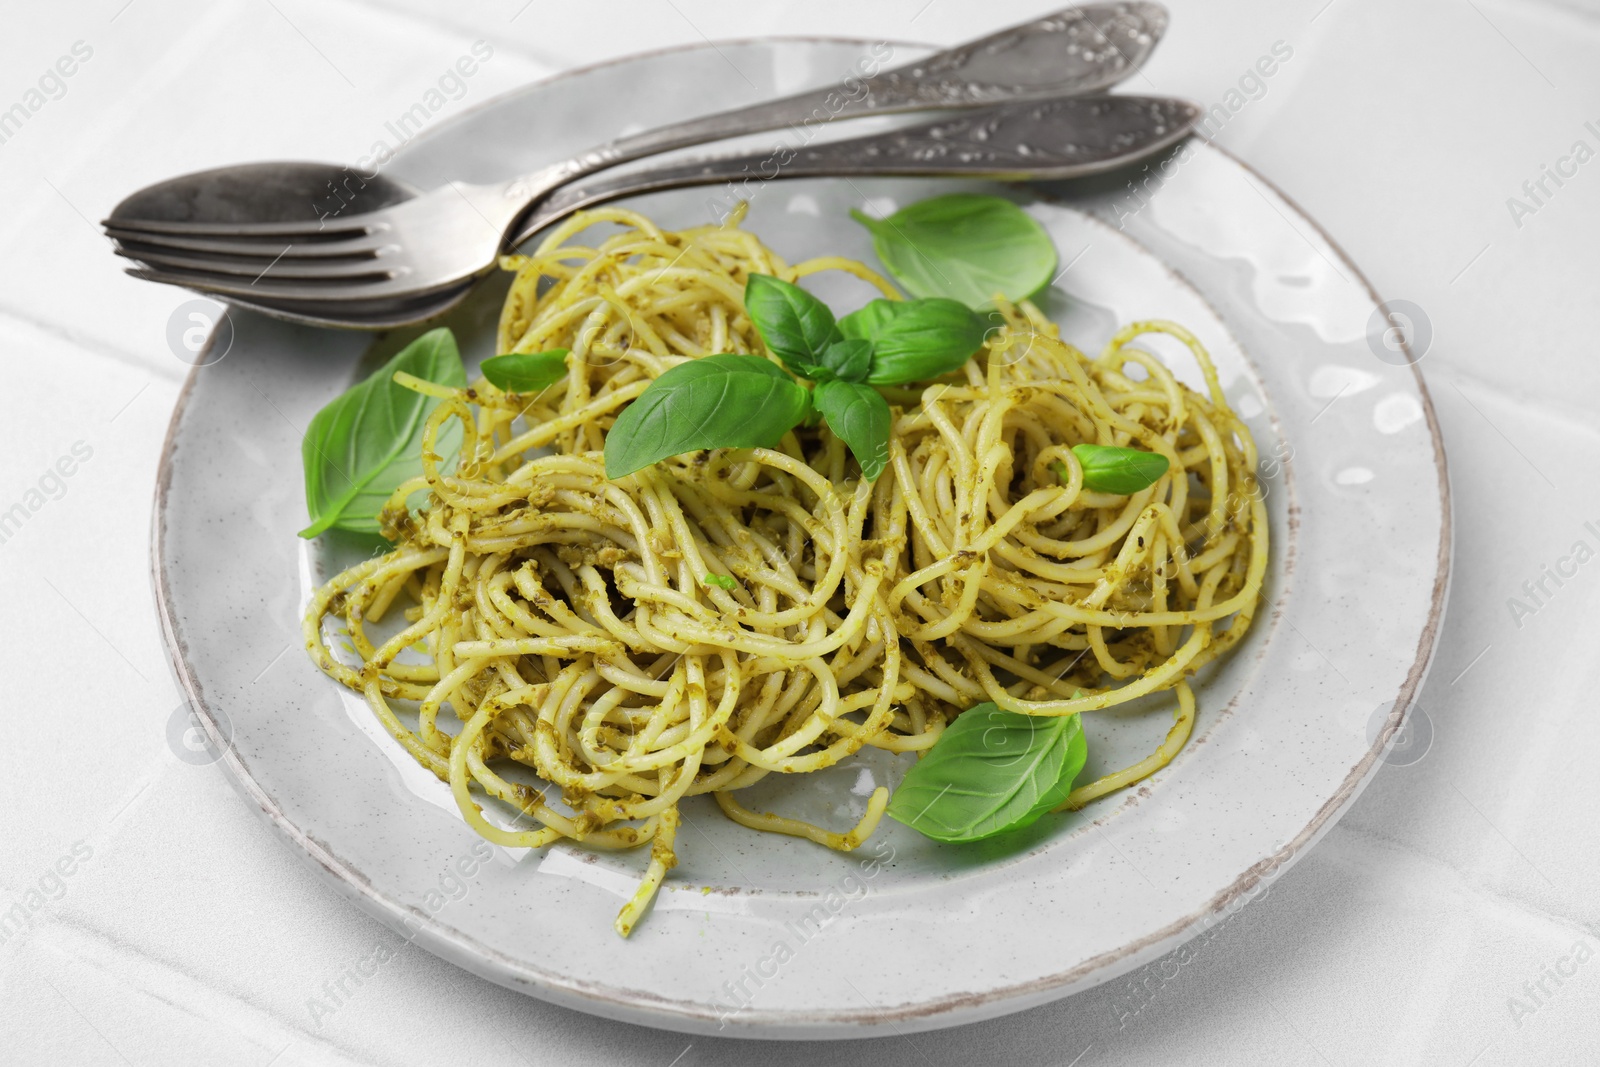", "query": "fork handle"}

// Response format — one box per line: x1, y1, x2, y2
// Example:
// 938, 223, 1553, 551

512, 95, 1196, 246
543, 3, 1165, 182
